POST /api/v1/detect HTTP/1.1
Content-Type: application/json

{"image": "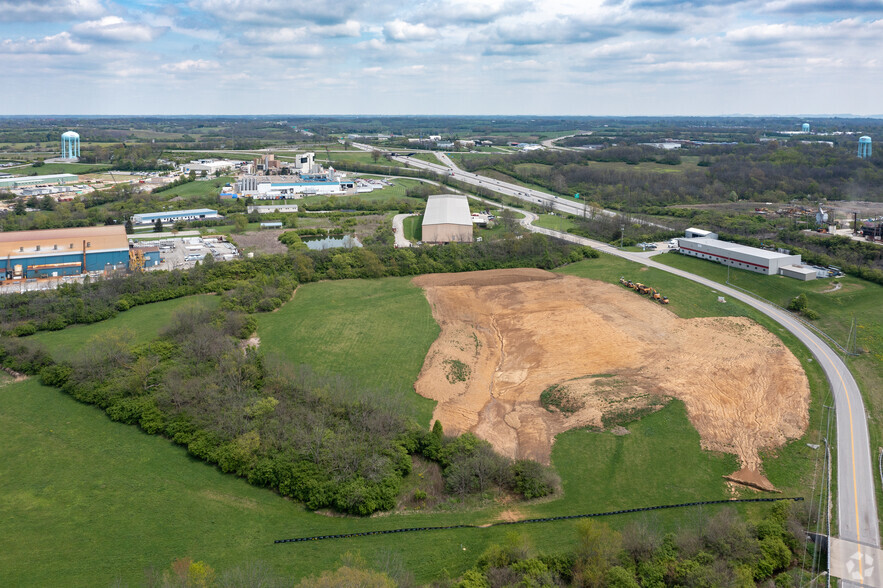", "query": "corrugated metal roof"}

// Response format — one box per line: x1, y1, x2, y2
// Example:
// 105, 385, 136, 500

422, 194, 472, 227
134, 208, 218, 220
0, 225, 128, 257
